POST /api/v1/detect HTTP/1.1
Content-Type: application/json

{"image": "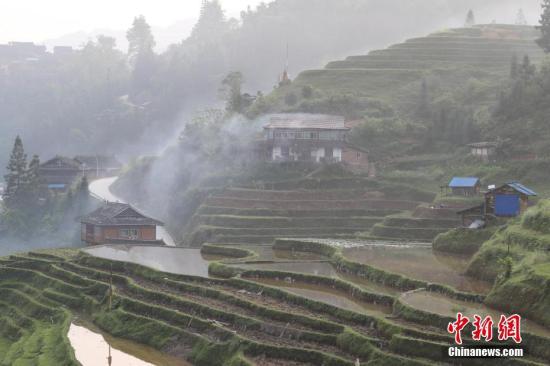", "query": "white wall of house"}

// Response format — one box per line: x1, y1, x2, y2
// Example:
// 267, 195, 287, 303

311, 148, 325, 162
333, 147, 342, 162
272, 146, 282, 160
